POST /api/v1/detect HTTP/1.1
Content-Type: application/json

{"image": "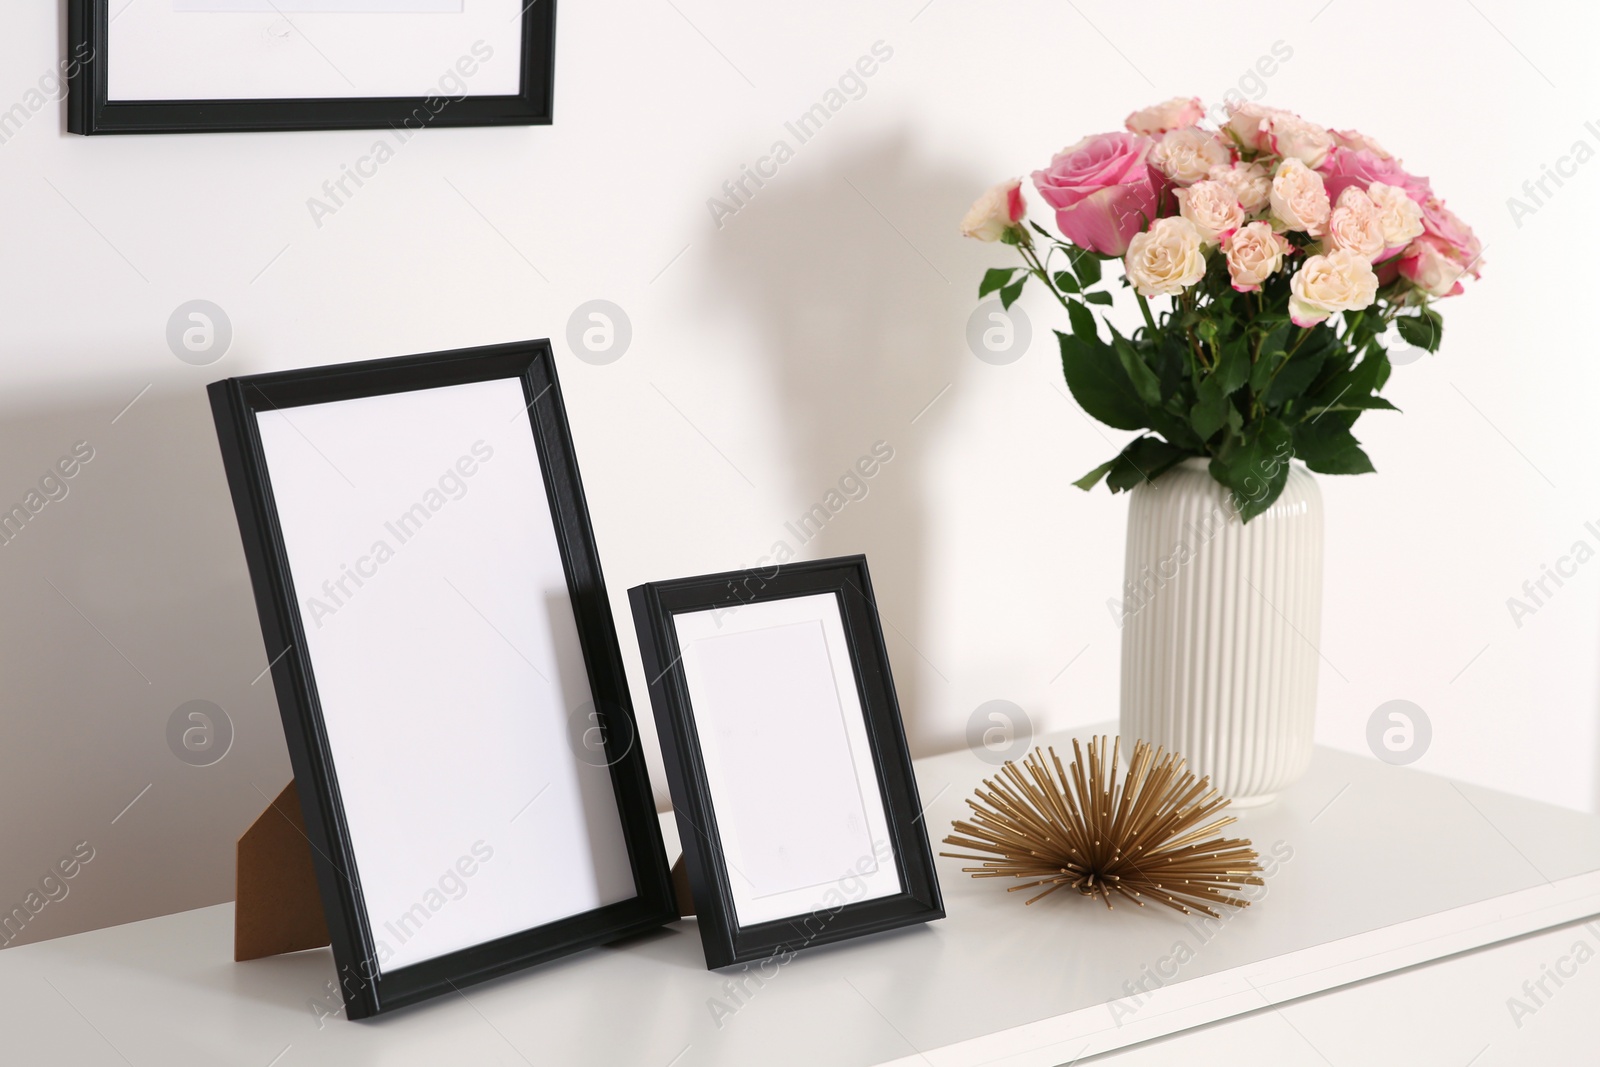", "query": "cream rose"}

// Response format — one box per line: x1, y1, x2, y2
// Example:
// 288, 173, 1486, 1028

1151, 127, 1233, 186
1223, 100, 1279, 153
1176, 180, 1245, 245
1125, 96, 1205, 135
1325, 187, 1386, 261
1123, 217, 1207, 297
1288, 249, 1379, 326
960, 178, 1025, 242
1223, 221, 1289, 292
1367, 181, 1424, 252
1265, 112, 1333, 167
1207, 161, 1272, 213
1269, 158, 1330, 236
